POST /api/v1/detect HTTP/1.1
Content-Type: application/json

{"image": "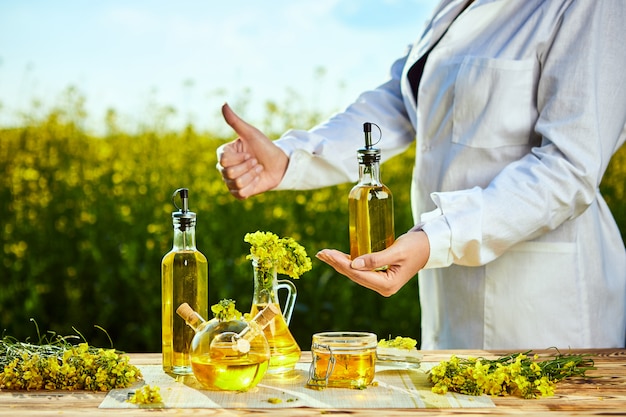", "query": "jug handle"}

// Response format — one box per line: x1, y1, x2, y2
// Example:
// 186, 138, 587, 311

276, 279, 297, 325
